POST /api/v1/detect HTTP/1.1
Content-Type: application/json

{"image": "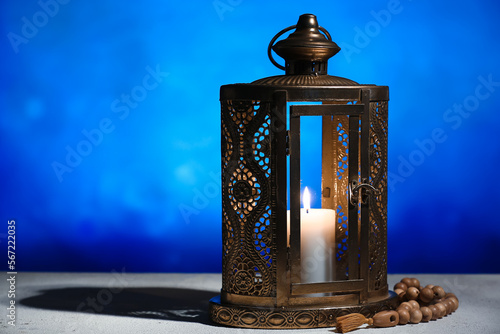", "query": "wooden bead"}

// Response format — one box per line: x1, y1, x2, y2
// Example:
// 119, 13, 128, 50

400, 301, 413, 308
372, 310, 399, 328
429, 305, 439, 320
410, 278, 420, 289
397, 291, 406, 302
432, 286, 446, 299
447, 296, 459, 312
401, 277, 413, 288
435, 303, 447, 318
397, 309, 410, 325
406, 287, 420, 300
443, 299, 453, 315
397, 303, 412, 313
449, 298, 459, 312
429, 298, 443, 305
419, 287, 434, 303
425, 284, 435, 290
394, 288, 405, 296
409, 309, 423, 324
408, 300, 420, 310
394, 282, 408, 292
445, 292, 457, 299
420, 306, 432, 322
